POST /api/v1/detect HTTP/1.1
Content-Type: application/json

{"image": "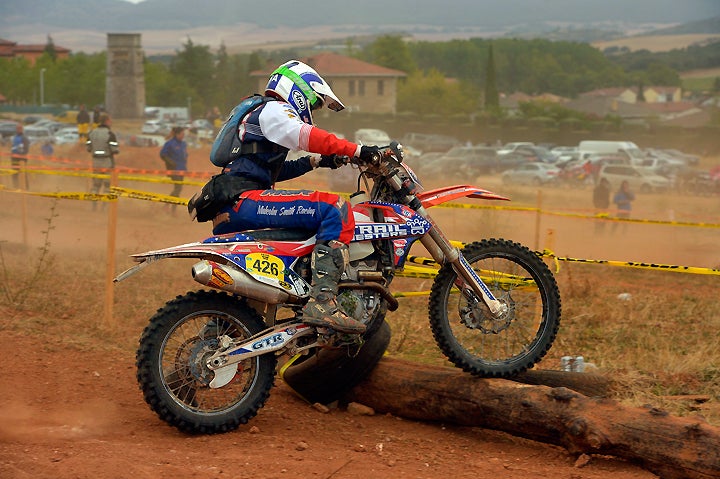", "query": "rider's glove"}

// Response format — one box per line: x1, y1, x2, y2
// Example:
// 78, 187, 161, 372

317, 154, 345, 169
358, 145, 380, 164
